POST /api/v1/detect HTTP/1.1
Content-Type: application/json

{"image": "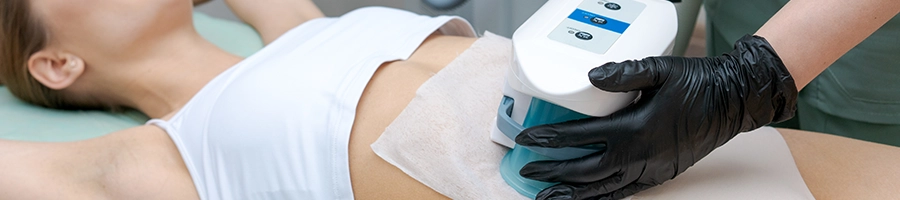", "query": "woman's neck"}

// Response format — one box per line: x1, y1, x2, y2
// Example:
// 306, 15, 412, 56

85, 30, 243, 119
